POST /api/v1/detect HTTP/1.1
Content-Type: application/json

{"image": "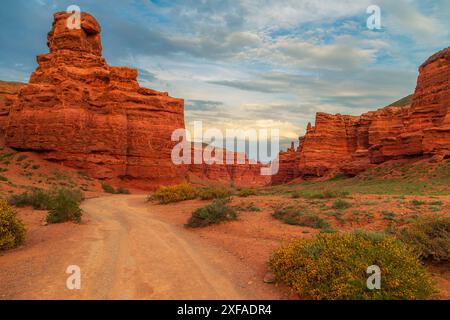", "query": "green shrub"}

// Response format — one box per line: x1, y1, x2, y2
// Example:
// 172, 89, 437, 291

331, 199, 352, 210
8, 188, 52, 210
269, 232, 436, 300
8, 188, 83, 224
31, 164, 40, 170
0, 175, 8, 182
150, 183, 197, 204
116, 187, 130, 194
0, 200, 26, 251
0, 152, 15, 161
291, 191, 302, 199
411, 199, 425, 206
198, 186, 232, 200
186, 199, 238, 228
16, 154, 27, 162
237, 188, 258, 197
101, 182, 116, 194
244, 202, 261, 212
46, 188, 83, 224
273, 207, 330, 229
328, 173, 348, 181
397, 215, 450, 262
382, 210, 397, 221
308, 190, 349, 199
